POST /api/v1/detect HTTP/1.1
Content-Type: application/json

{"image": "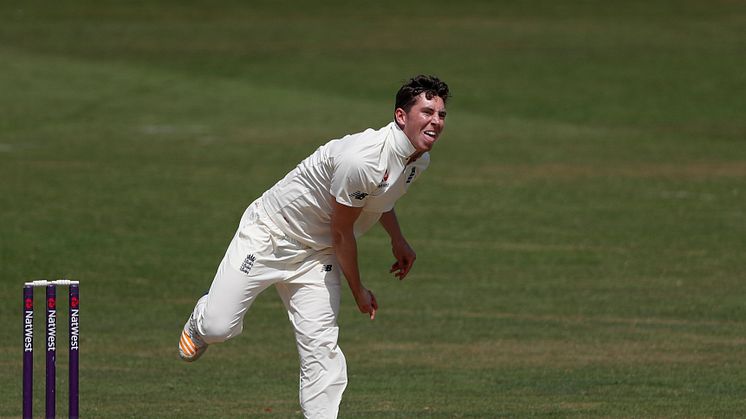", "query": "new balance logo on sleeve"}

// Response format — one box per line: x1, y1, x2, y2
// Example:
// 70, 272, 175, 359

349, 191, 368, 200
